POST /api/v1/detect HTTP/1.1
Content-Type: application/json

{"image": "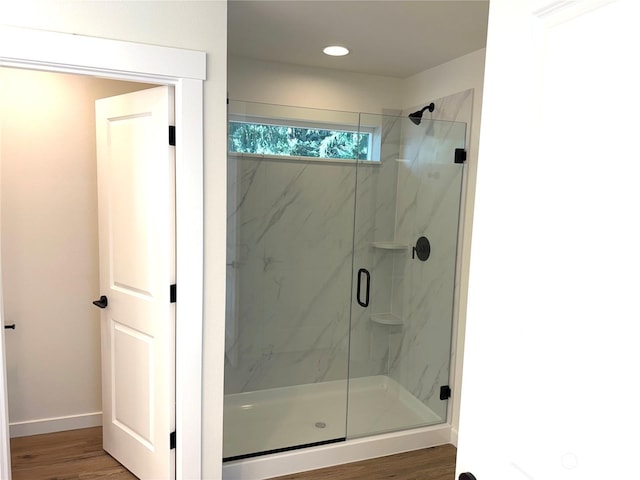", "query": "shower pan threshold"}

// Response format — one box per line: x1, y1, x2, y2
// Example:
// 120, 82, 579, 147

223, 375, 448, 477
